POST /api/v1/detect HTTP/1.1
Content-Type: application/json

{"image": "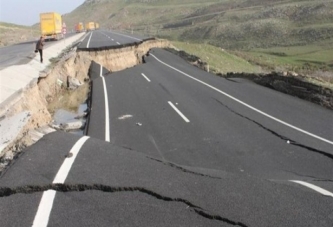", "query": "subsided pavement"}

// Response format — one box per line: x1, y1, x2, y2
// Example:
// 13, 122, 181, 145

0, 33, 87, 156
